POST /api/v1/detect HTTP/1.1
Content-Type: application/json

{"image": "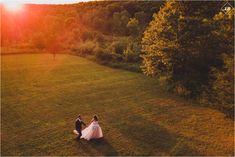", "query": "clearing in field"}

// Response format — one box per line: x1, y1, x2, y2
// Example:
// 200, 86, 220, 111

1, 54, 234, 156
